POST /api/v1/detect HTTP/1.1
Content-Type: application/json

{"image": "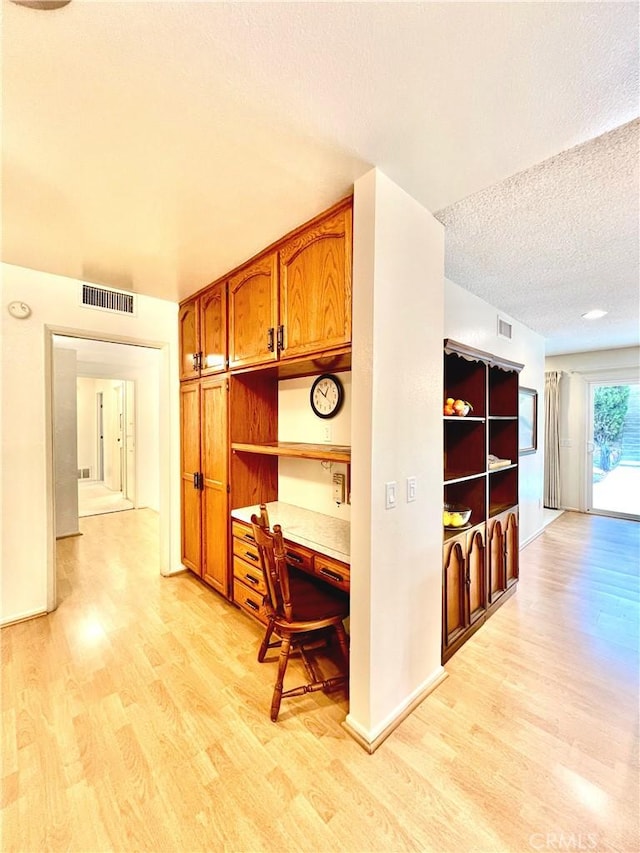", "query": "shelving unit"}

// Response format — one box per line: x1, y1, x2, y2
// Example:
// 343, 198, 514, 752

442, 339, 523, 662
231, 442, 351, 464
